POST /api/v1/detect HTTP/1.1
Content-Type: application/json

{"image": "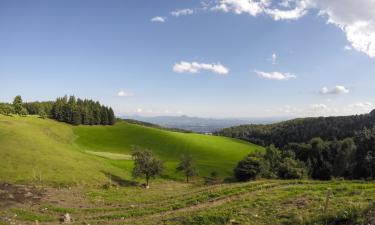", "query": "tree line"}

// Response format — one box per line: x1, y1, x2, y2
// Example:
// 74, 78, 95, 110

234, 126, 375, 181
51, 96, 115, 125
217, 111, 375, 148
0, 95, 116, 126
